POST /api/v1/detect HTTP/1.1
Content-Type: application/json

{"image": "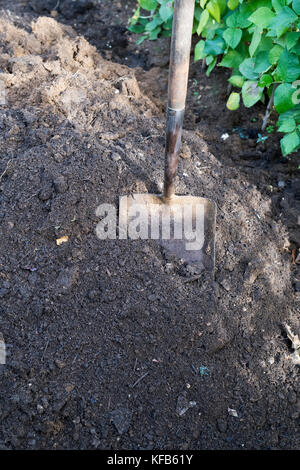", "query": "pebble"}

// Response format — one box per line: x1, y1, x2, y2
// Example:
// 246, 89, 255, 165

228, 408, 238, 418
219, 278, 231, 292
56, 266, 79, 292
176, 393, 196, 416
111, 152, 121, 162
110, 407, 132, 435
55, 359, 66, 369
180, 143, 191, 159
53, 175, 68, 194
38, 184, 53, 201
278, 181, 285, 189
217, 418, 227, 433
288, 391, 297, 404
